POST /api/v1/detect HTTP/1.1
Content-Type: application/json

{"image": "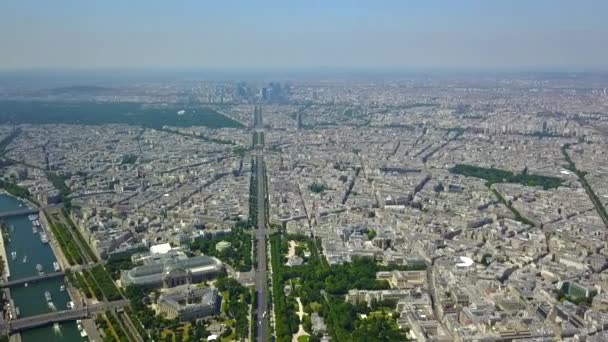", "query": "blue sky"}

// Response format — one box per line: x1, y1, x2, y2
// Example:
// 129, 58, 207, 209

0, 0, 606, 70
